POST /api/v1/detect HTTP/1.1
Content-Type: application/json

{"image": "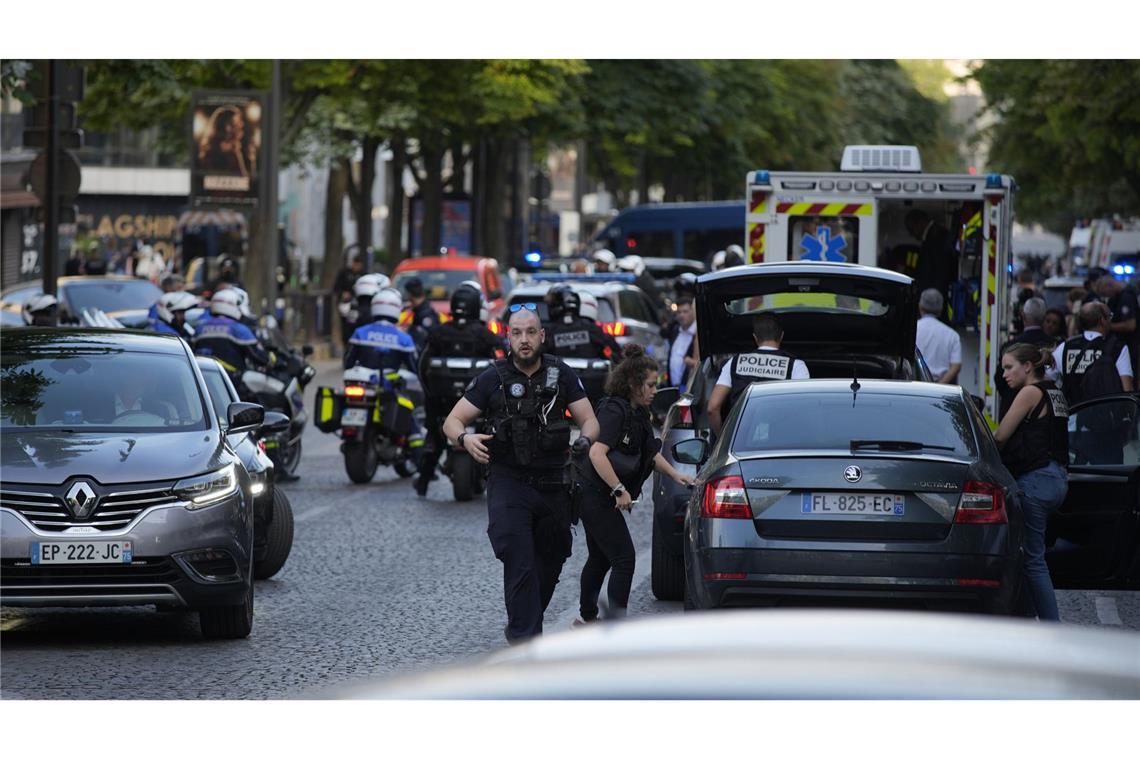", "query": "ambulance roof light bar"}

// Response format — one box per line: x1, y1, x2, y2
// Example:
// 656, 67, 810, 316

840, 145, 922, 173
